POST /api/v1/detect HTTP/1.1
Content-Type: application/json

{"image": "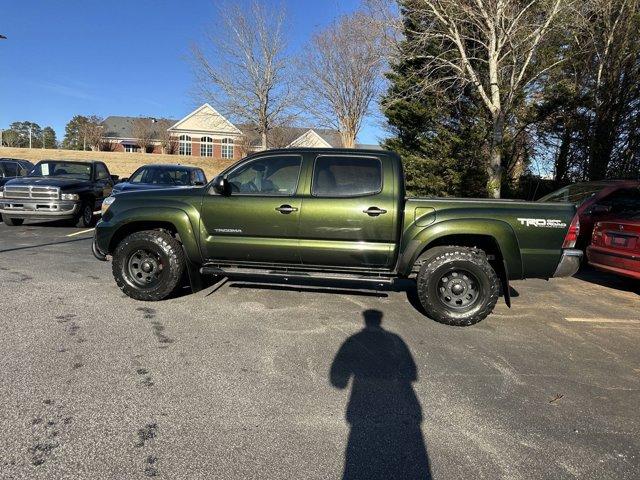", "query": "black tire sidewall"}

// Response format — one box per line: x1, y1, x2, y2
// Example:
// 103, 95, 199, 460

75, 202, 94, 228
427, 260, 491, 319
3, 216, 24, 226
417, 248, 499, 326
113, 231, 185, 301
